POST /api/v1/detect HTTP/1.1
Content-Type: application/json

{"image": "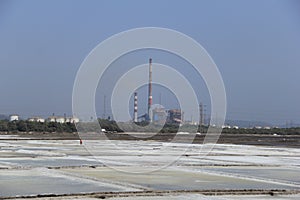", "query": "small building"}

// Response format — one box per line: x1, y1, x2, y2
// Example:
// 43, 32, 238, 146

28, 117, 45, 123
9, 114, 19, 122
